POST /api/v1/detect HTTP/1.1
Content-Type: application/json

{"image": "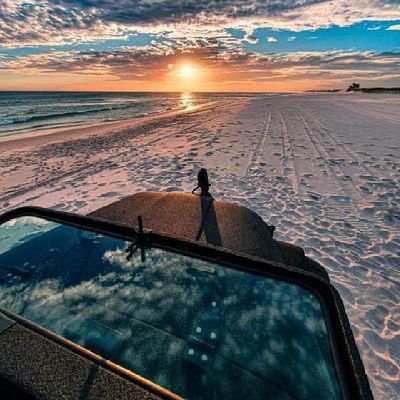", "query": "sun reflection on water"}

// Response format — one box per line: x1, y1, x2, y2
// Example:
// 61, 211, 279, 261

180, 92, 194, 110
